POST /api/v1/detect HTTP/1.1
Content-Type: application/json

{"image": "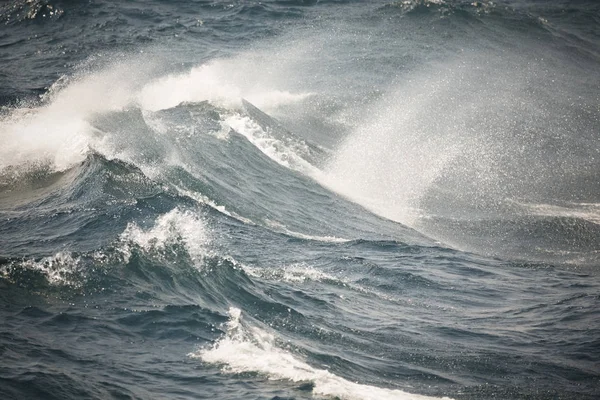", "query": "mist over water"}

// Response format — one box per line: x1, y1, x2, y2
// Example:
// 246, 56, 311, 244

1, 1, 599, 399
325, 48, 600, 263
